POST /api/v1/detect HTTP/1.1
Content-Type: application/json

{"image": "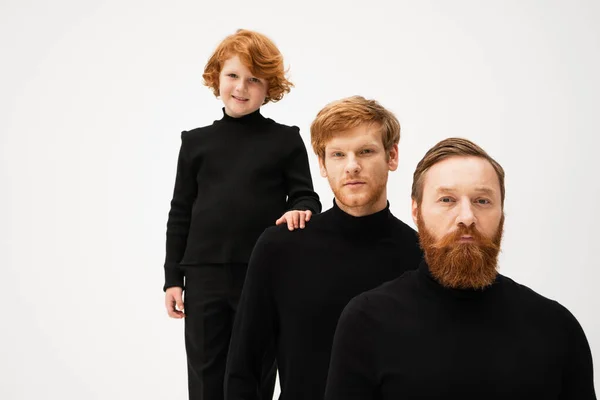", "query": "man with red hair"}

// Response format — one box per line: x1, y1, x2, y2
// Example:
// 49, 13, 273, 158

325, 138, 596, 399
225, 96, 423, 400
